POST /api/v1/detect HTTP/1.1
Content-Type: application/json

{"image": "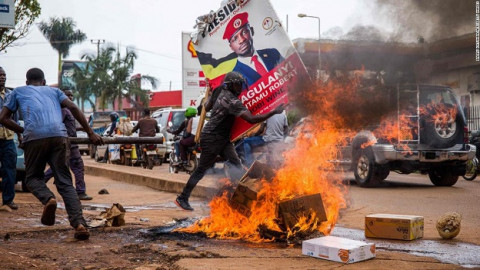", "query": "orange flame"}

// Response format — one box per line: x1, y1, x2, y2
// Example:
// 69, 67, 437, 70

177, 78, 365, 242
